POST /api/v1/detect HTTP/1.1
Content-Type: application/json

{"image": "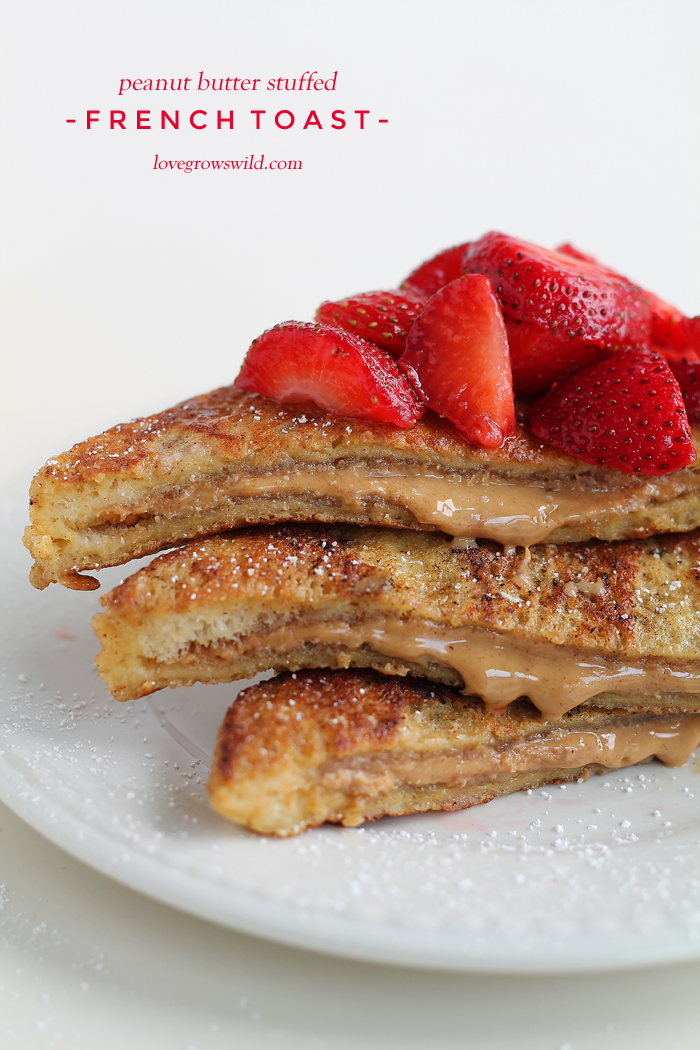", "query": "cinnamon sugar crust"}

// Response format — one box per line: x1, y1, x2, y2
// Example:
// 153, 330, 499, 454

93, 523, 700, 713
